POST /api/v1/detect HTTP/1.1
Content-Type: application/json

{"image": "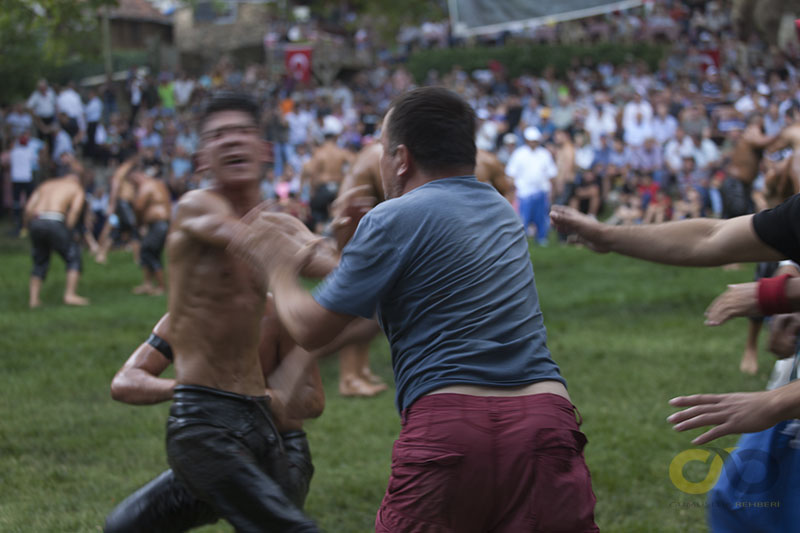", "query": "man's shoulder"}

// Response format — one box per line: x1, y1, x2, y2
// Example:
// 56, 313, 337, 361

175, 188, 227, 216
